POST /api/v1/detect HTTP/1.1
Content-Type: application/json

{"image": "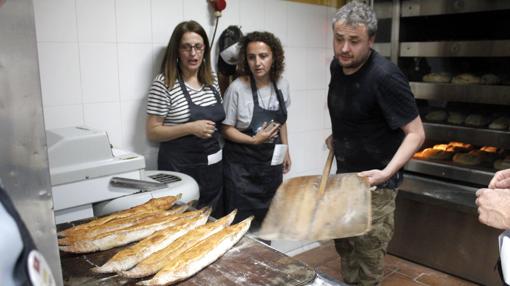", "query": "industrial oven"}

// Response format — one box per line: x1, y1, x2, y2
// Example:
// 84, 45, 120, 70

370, 1, 510, 285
